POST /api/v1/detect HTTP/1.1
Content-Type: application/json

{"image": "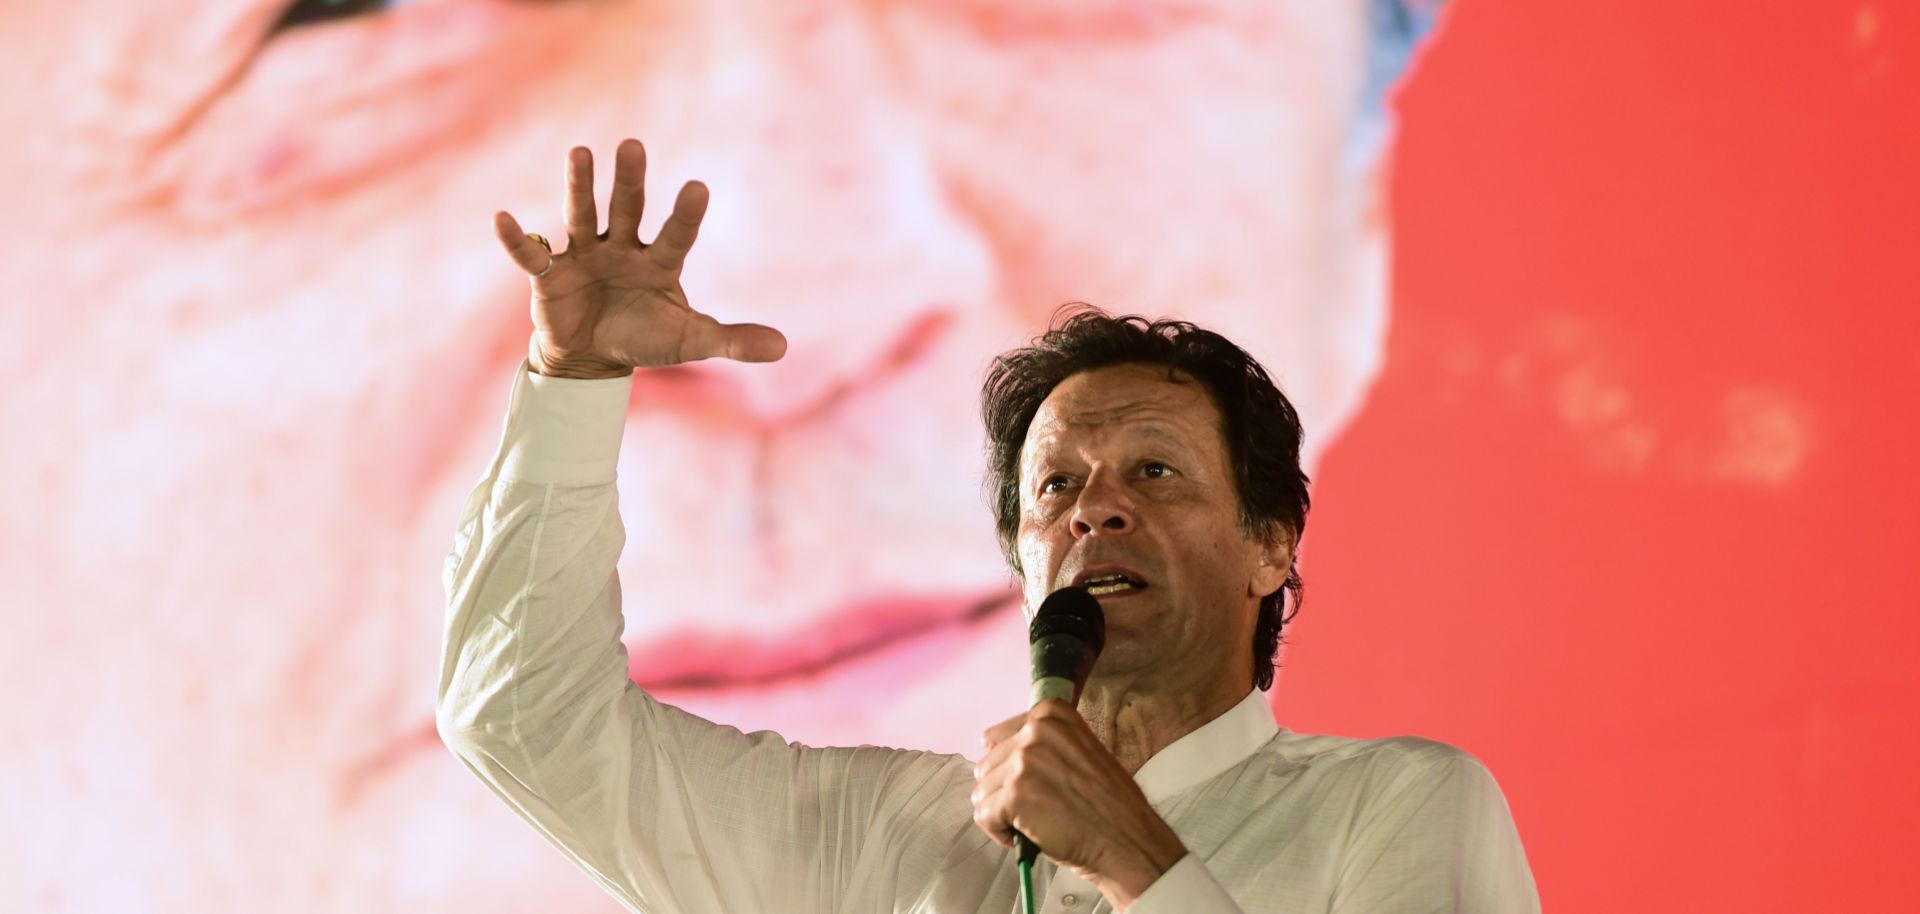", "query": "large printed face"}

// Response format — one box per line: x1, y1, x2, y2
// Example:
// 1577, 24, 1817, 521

0, 0, 1393, 910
